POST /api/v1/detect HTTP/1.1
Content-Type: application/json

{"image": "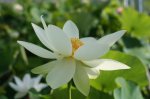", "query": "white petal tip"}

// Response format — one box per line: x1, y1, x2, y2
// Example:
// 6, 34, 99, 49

121, 30, 127, 32
41, 15, 44, 18
120, 65, 131, 70
67, 20, 73, 23
125, 66, 131, 69
99, 66, 131, 71
41, 15, 45, 22
31, 23, 35, 26
17, 41, 24, 45
17, 41, 21, 44
119, 30, 127, 34
31, 23, 38, 29
95, 59, 131, 71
